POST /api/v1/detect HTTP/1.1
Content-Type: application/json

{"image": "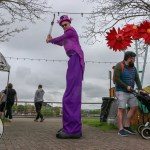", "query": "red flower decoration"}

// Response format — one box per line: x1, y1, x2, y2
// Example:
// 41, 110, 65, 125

106, 27, 132, 51
138, 21, 150, 45
123, 24, 140, 40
